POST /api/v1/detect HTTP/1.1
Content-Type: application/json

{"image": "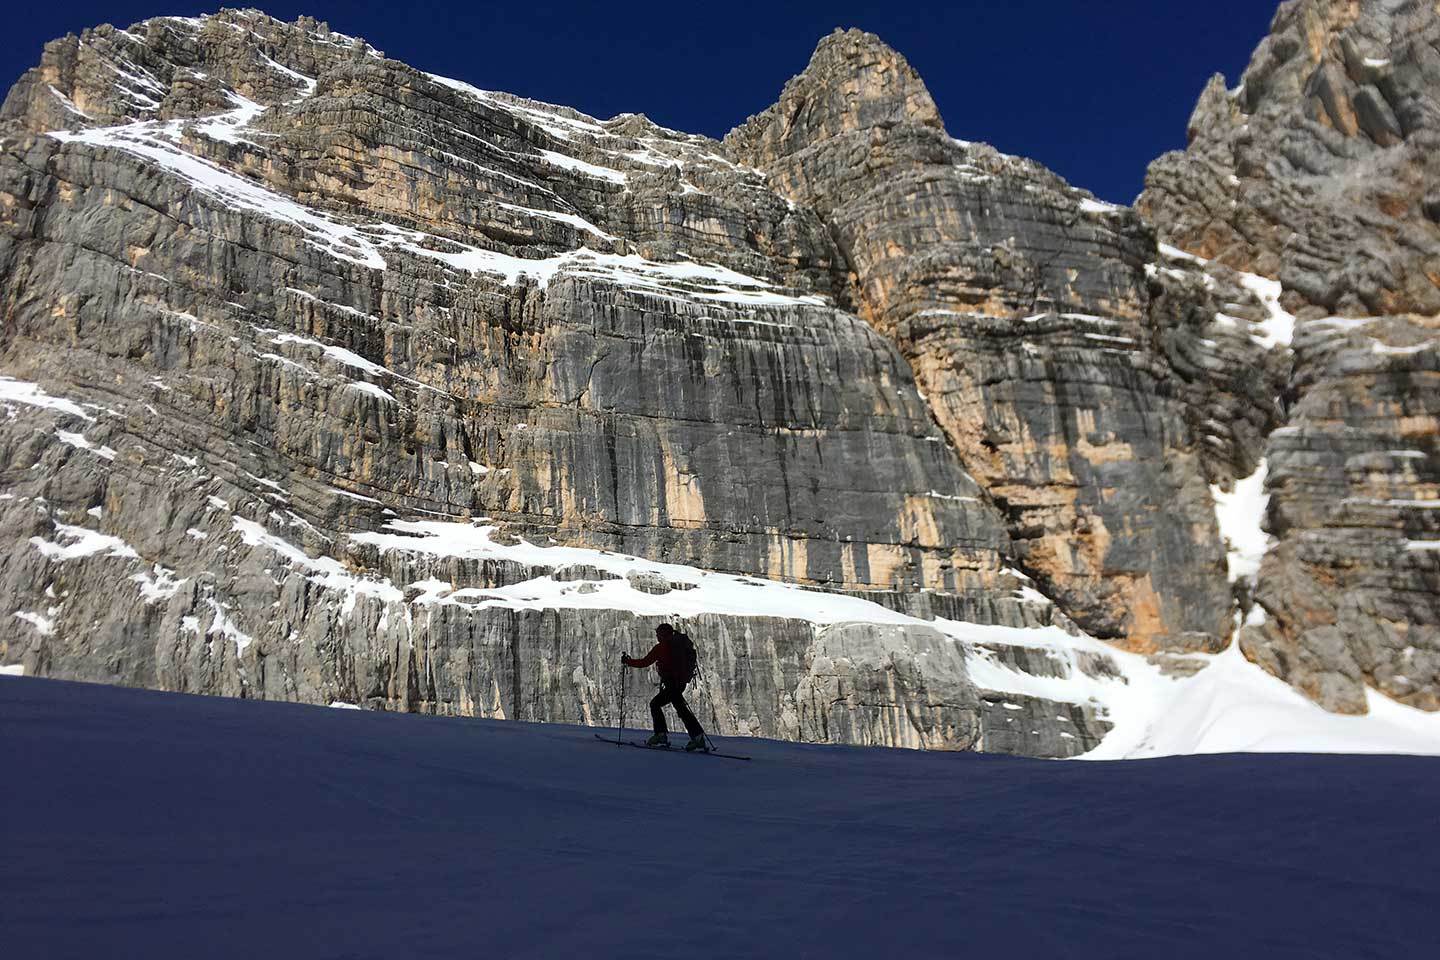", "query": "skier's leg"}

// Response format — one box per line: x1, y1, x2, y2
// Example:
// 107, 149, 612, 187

649, 690, 669, 736
671, 688, 704, 739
